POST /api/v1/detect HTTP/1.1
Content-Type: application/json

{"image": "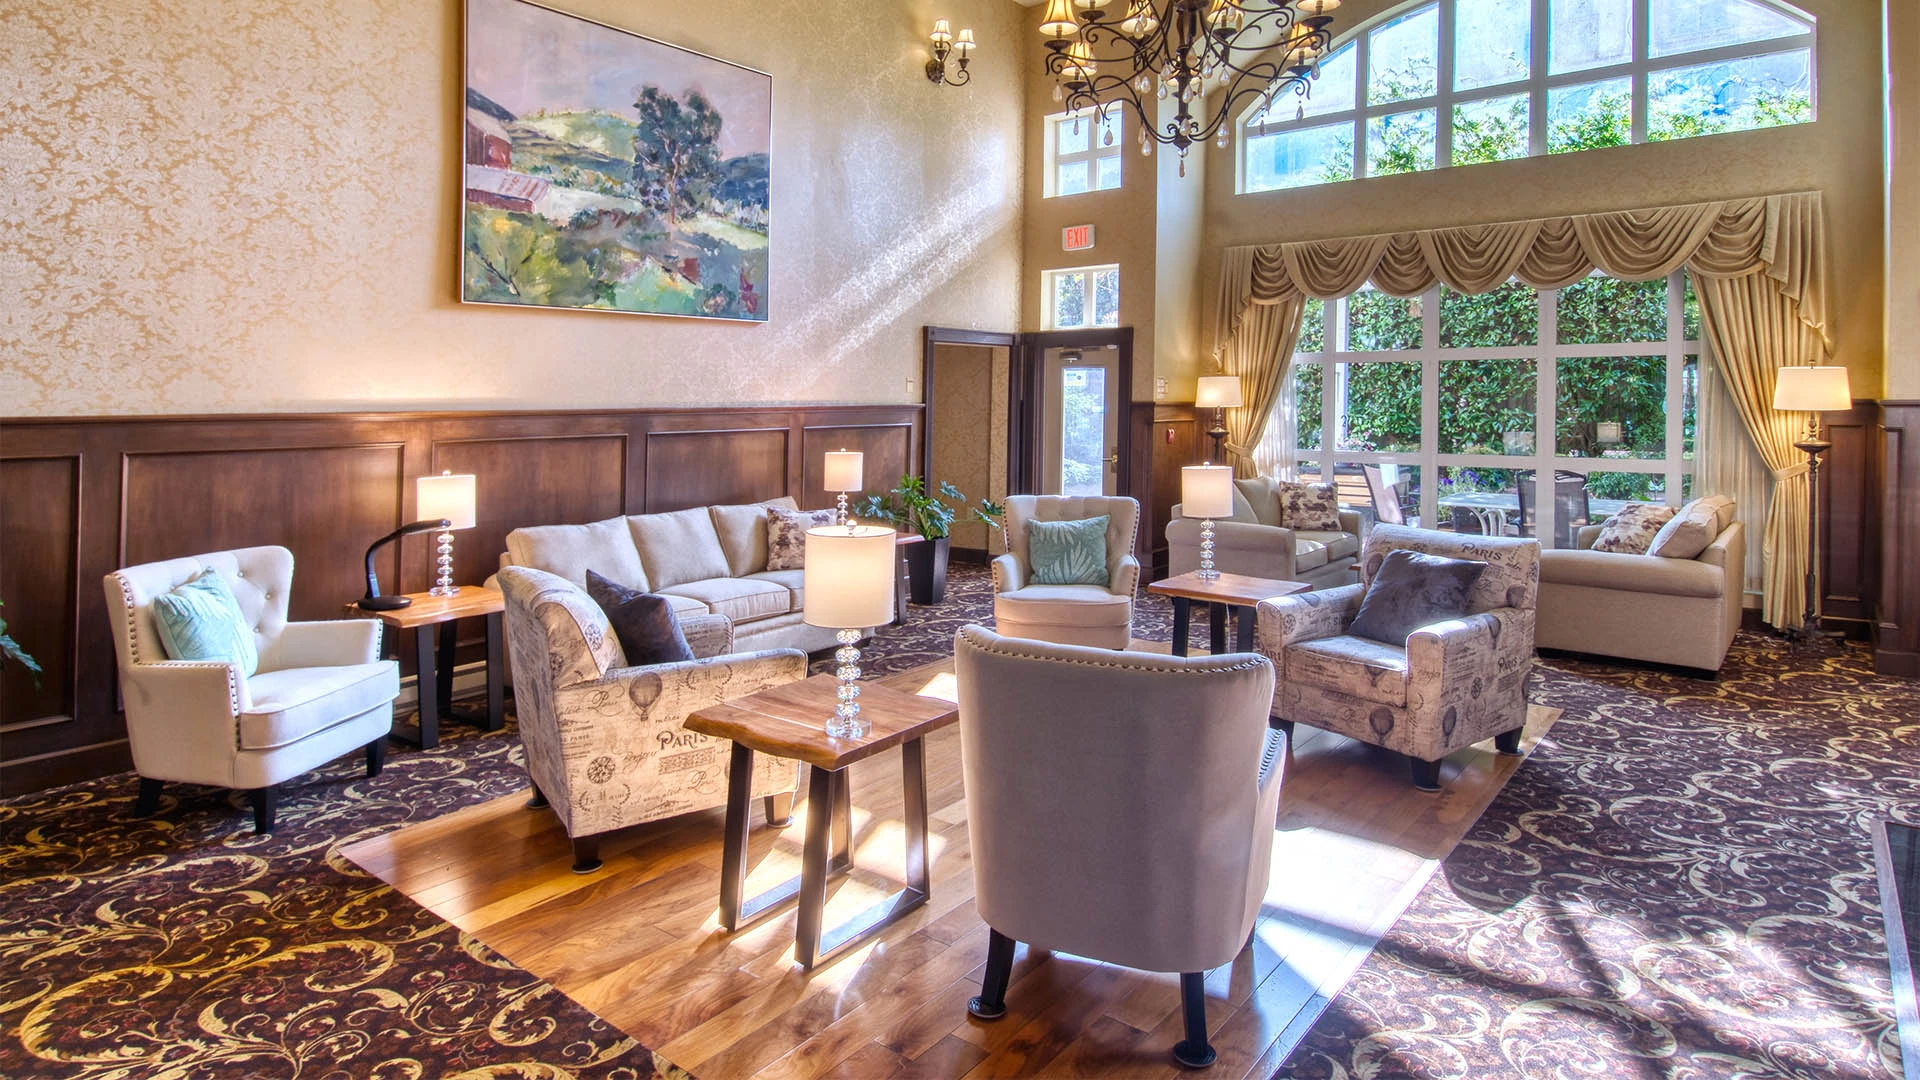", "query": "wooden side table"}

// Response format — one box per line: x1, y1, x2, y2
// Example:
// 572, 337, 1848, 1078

1147, 571, 1310, 656
347, 587, 505, 749
685, 674, 959, 969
